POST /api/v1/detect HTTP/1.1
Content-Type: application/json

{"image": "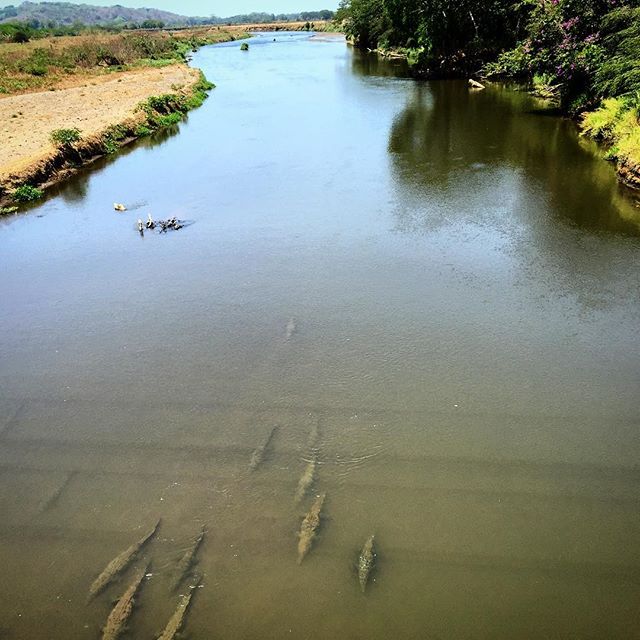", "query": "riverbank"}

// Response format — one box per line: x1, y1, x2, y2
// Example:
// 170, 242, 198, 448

0, 65, 213, 208
0, 26, 247, 96
0, 26, 249, 209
